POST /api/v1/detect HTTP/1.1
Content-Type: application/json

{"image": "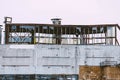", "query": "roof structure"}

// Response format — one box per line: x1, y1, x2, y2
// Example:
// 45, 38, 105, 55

6, 23, 120, 28
4, 21, 120, 45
